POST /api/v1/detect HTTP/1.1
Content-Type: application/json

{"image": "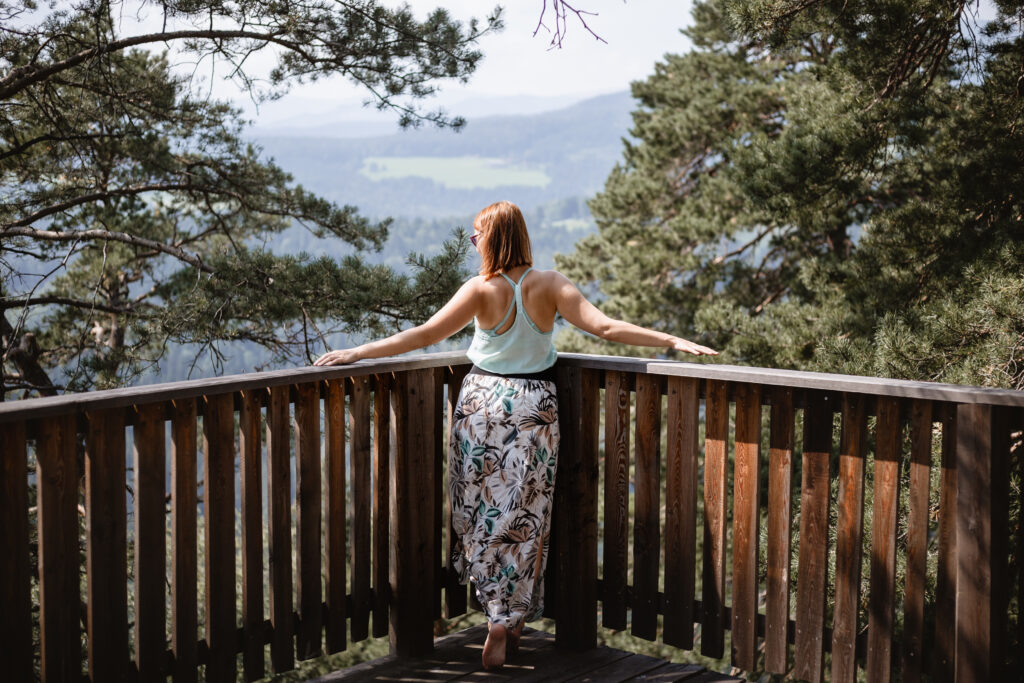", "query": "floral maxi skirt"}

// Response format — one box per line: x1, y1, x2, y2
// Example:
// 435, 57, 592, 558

448, 372, 560, 630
